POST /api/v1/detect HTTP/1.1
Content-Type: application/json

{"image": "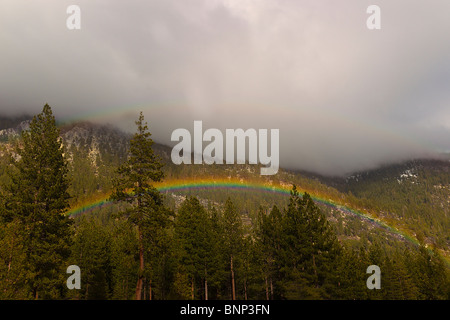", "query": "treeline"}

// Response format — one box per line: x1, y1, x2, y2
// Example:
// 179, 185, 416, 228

0, 105, 449, 300
344, 162, 450, 249
61, 194, 450, 300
